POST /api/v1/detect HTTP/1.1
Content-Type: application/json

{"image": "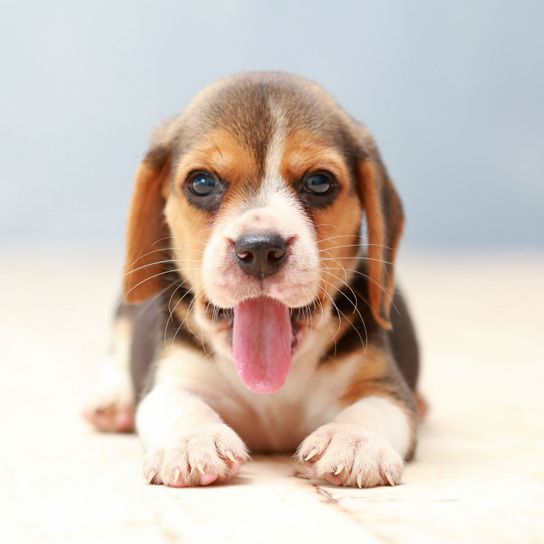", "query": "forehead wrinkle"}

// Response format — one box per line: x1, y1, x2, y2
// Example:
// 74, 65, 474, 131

203, 82, 274, 178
